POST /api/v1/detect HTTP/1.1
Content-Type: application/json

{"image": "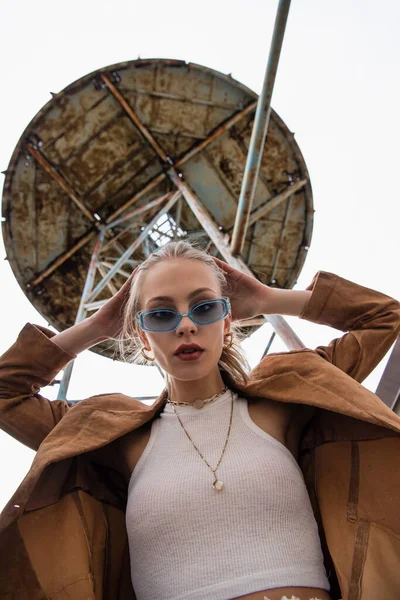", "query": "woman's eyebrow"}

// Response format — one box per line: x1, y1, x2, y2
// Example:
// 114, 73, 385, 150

146, 287, 216, 306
